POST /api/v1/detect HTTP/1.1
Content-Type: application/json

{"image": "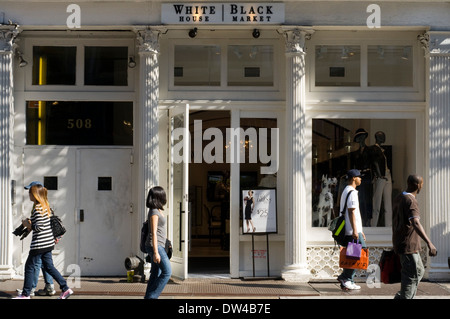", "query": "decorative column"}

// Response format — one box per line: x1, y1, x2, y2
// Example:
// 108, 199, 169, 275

427, 31, 450, 280
0, 25, 18, 279
281, 28, 313, 282
136, 28, 161, 226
